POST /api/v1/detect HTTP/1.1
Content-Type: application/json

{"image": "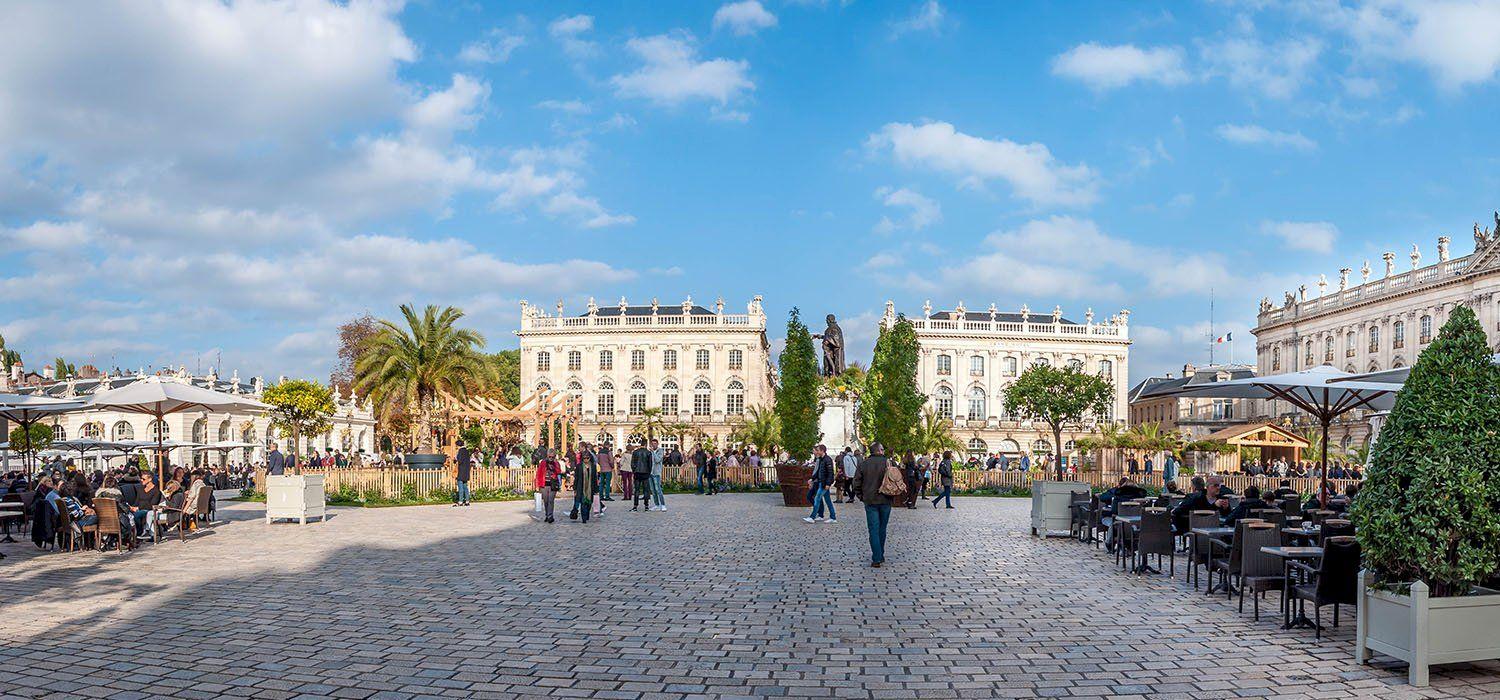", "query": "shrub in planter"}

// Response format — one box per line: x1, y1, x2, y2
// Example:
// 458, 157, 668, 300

774, 308, 820, 507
